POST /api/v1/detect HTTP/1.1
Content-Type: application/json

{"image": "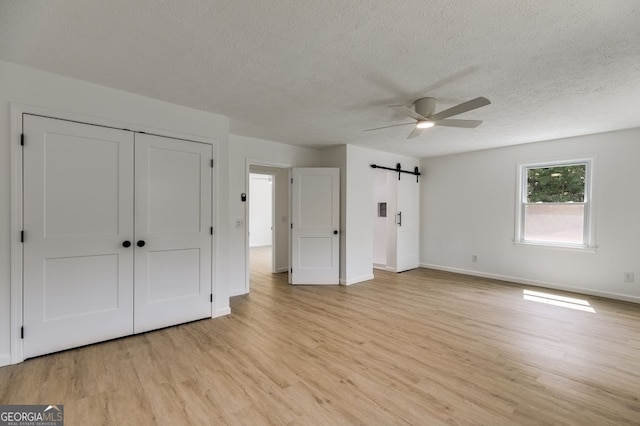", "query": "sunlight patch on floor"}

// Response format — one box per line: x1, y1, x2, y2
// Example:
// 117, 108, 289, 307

523, 289, 596, 313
